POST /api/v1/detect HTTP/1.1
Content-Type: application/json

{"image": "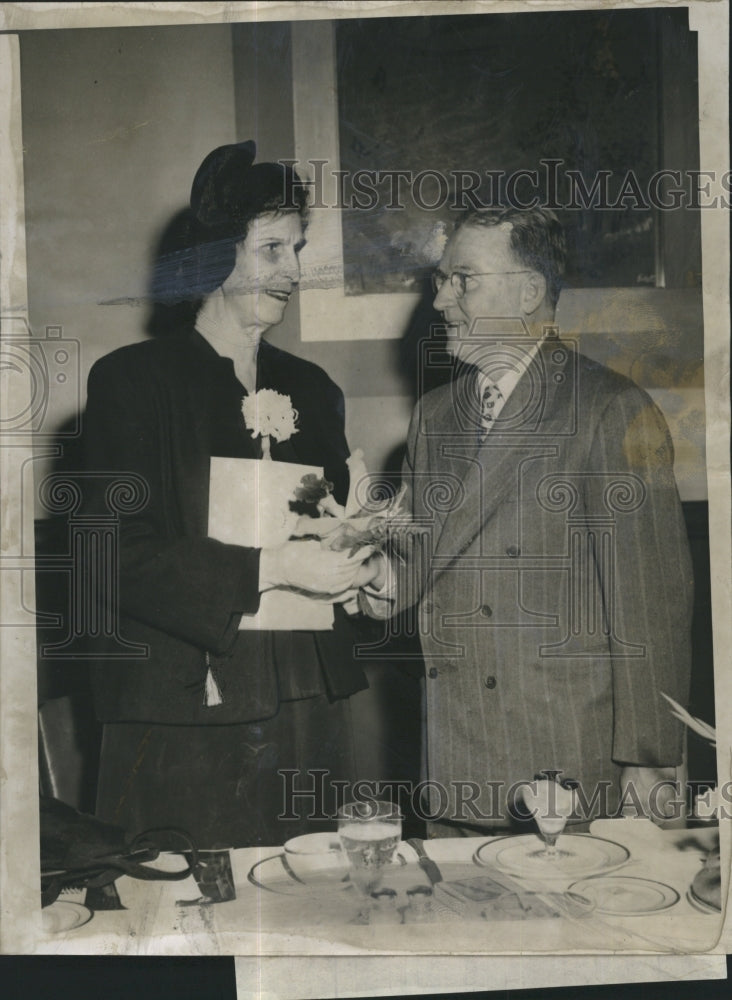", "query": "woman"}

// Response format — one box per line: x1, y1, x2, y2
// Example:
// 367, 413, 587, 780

83, 141, 372, 848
